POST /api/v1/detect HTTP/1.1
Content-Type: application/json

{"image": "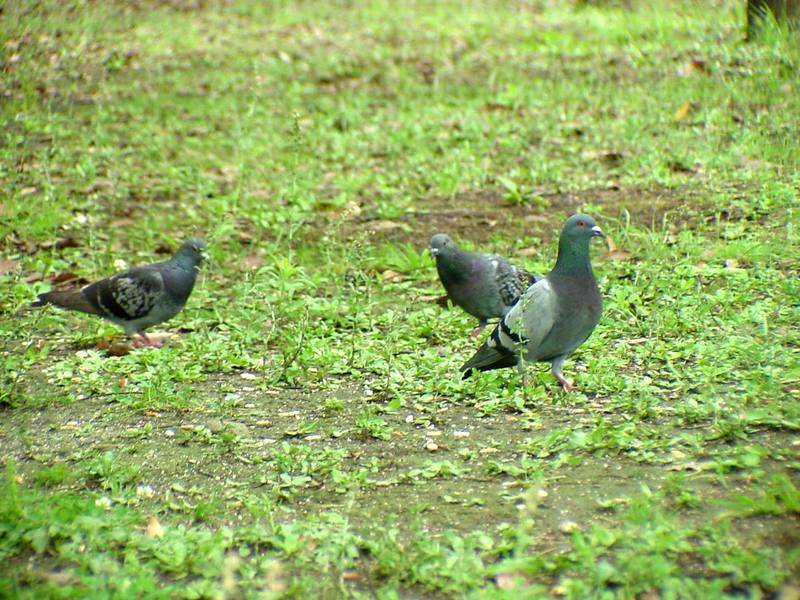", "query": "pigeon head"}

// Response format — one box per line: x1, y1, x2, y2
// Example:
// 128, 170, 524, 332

429, 233, 455, 258
554, 214, 604, 275
174, 238, 207, 268
562, 214, 605, 241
